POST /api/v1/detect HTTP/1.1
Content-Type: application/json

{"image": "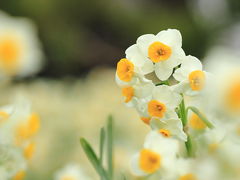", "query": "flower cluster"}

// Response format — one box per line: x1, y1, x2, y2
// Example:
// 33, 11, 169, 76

0, 97, 40, 180
116, 29, 240, 180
